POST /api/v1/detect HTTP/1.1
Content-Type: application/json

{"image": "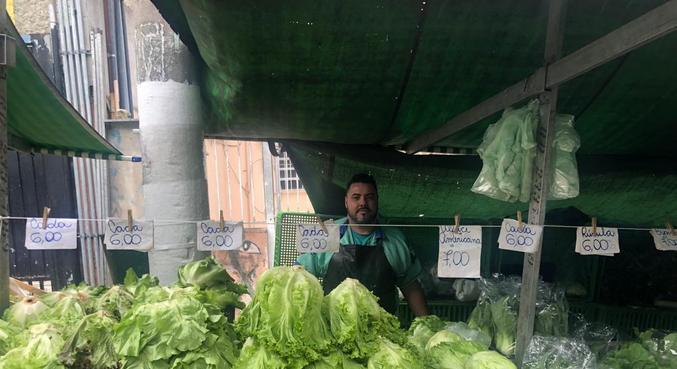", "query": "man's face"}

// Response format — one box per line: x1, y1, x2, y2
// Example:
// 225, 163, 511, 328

345, 182, 378, 224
